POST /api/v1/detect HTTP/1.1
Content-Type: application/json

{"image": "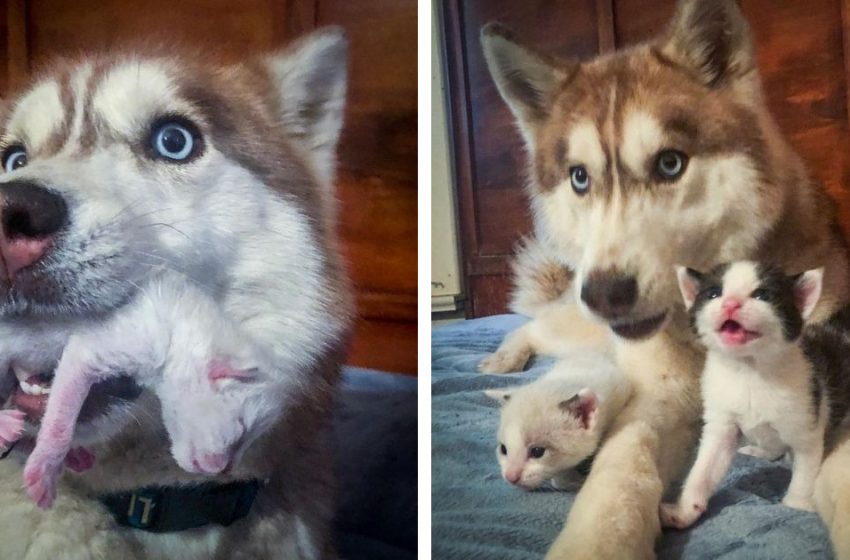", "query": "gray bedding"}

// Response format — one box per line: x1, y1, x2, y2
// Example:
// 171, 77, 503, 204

432, 314, 832, 559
